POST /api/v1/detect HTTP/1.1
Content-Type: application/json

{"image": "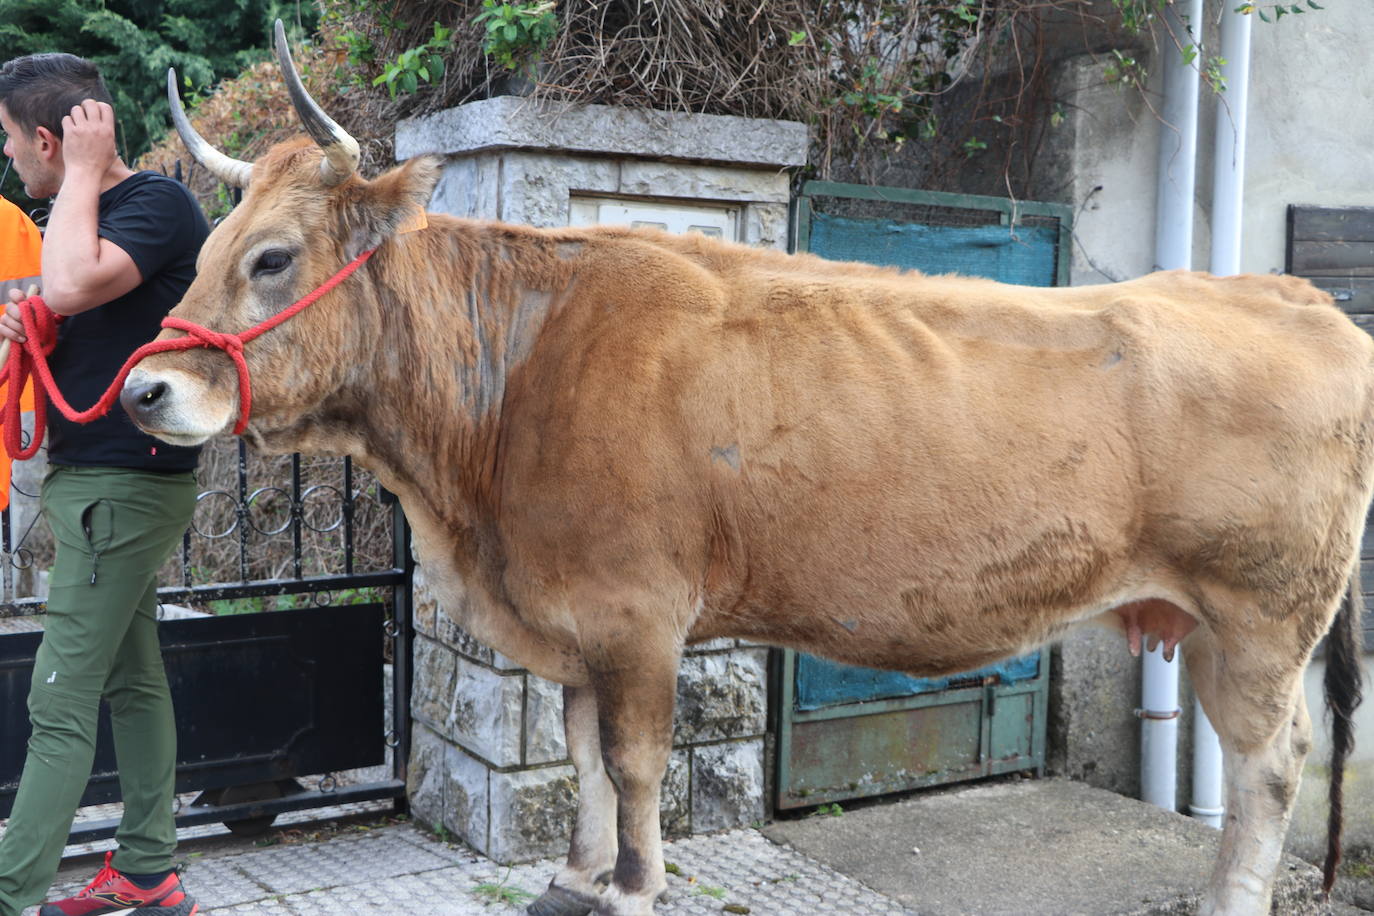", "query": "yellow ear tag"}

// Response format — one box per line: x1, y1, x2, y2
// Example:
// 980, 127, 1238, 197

395, 206, 429, 235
